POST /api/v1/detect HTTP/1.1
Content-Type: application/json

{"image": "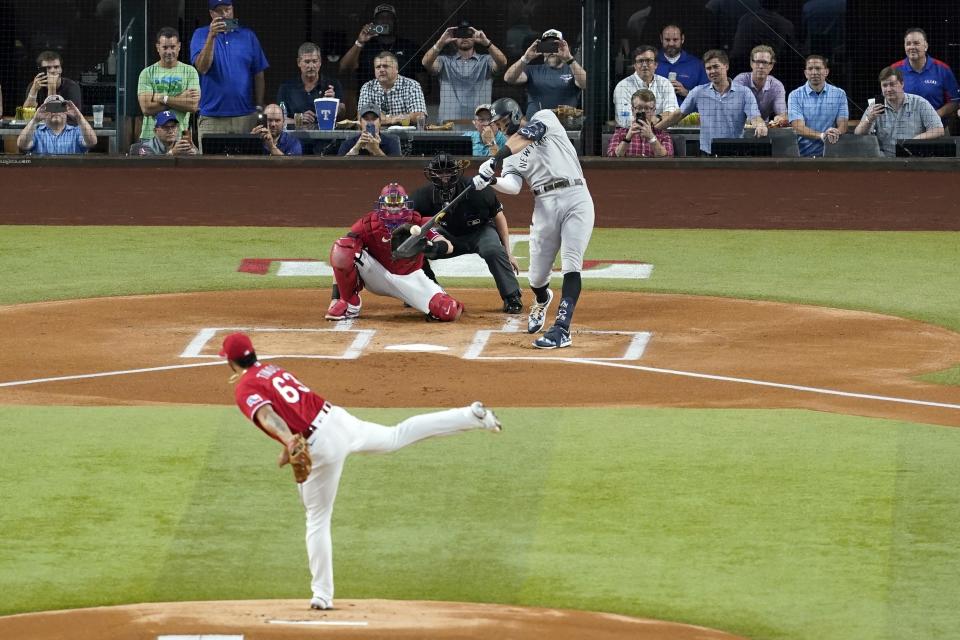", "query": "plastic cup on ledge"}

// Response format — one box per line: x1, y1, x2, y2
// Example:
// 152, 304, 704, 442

92, 104, 105, 128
